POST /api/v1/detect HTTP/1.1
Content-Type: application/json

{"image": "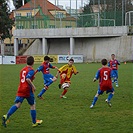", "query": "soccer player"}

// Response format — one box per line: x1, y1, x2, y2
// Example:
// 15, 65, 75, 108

36, 56, 58, 99
56, 58, 79, 98
90, 59, 114, 109
2, 56, 43, 127
108, 54, 120, 87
